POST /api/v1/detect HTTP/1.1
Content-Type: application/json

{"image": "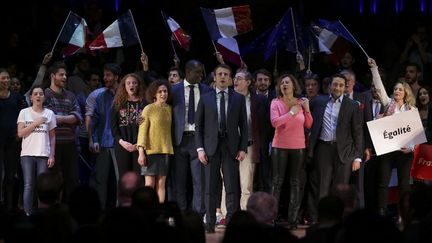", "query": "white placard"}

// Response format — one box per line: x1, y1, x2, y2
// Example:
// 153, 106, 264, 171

366, 109, 427, 156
